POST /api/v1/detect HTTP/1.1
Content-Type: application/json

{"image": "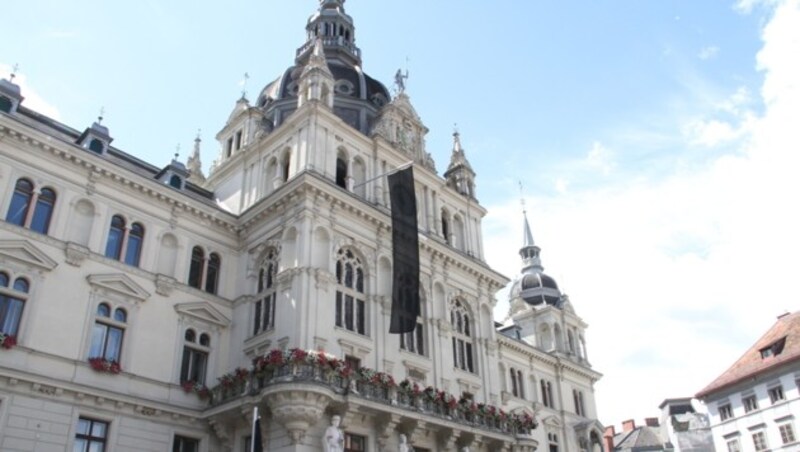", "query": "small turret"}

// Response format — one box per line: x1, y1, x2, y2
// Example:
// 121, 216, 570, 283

0, 65, 23, 114
443, 130, 476, 198
187, 131, 206, 184
298, 38, 334, 109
